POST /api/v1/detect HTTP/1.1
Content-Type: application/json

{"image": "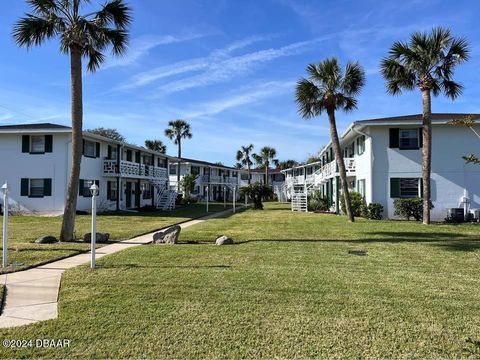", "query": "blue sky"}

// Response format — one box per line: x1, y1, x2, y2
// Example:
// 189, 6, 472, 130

1, 0, 480, 165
